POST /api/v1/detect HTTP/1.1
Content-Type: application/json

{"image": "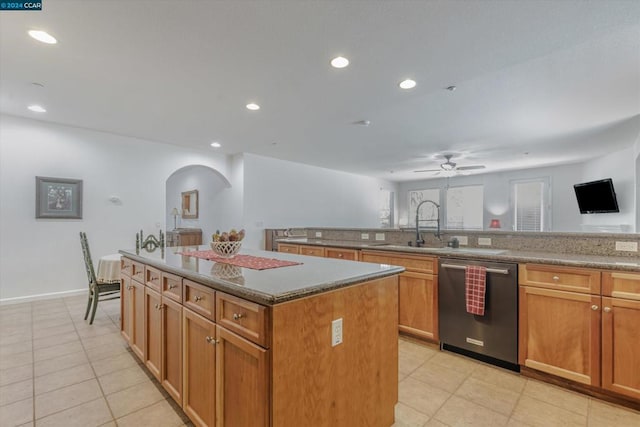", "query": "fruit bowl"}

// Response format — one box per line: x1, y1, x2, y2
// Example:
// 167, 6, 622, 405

210, 241, 242, 258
